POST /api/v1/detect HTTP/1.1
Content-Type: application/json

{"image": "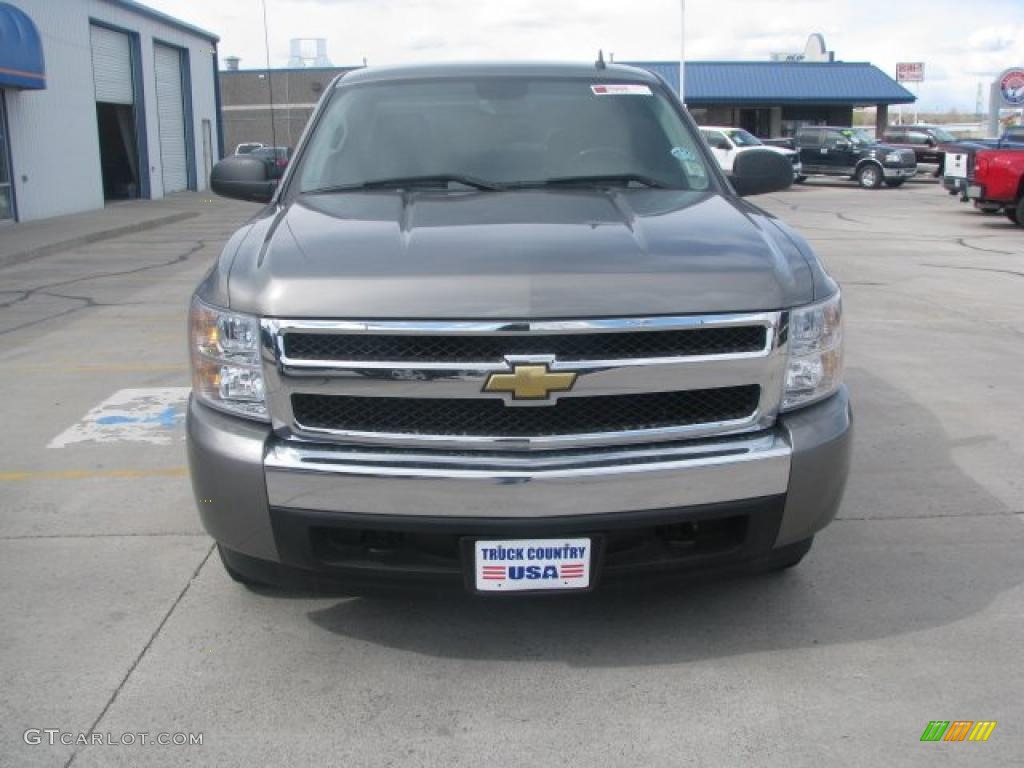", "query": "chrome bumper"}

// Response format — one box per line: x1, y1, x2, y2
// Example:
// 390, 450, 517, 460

883, 166, 917, 179
264, 432, 791, 518
187, 388, 851, 562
